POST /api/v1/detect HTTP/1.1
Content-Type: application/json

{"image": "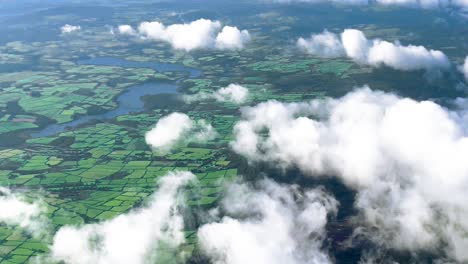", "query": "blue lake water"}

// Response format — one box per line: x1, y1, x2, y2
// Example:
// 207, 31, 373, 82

31, 57, 201, 138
